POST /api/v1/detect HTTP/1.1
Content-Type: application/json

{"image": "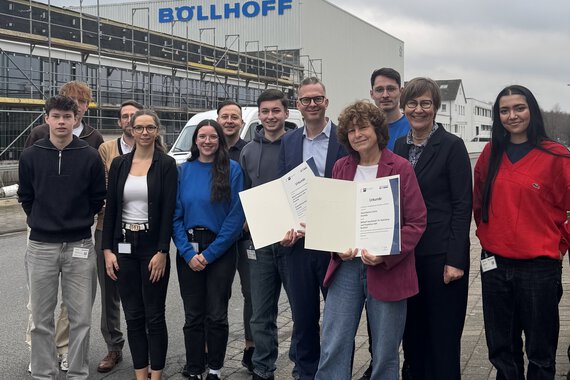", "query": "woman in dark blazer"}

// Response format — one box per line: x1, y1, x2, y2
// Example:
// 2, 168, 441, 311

393, 77, 472, 380
103, 109, 177, 380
